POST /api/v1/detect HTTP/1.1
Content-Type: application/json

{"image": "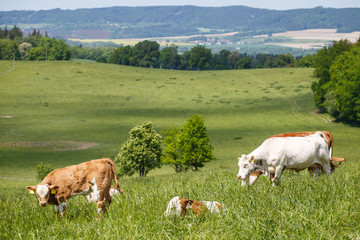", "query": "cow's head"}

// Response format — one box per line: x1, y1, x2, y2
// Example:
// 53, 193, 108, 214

237, 155, 262, 180
26, 184, 59, 206
179, 198, 193, 216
